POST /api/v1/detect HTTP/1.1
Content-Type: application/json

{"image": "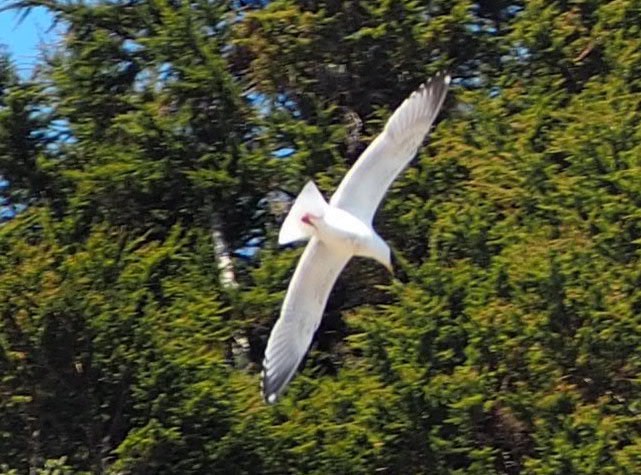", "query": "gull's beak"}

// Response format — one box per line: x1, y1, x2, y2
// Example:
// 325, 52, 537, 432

385, 262, 394, 275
